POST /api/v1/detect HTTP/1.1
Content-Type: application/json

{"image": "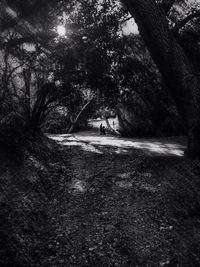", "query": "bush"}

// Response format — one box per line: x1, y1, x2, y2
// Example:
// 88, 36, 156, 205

42, 109, 71, 134
0, 112, 26, 146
